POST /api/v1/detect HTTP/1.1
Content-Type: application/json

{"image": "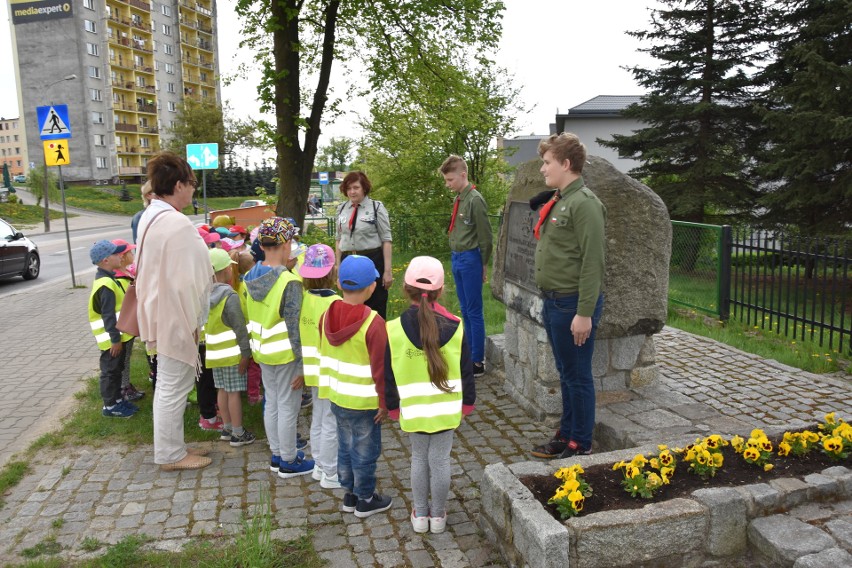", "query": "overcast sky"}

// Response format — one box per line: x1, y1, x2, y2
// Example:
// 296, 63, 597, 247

1, 0, 661, 143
